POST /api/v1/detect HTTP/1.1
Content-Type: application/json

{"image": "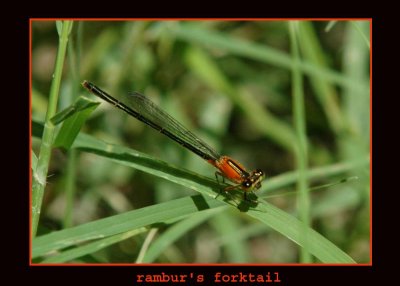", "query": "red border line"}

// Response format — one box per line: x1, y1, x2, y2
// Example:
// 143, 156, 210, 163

30, 18, 372, 266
